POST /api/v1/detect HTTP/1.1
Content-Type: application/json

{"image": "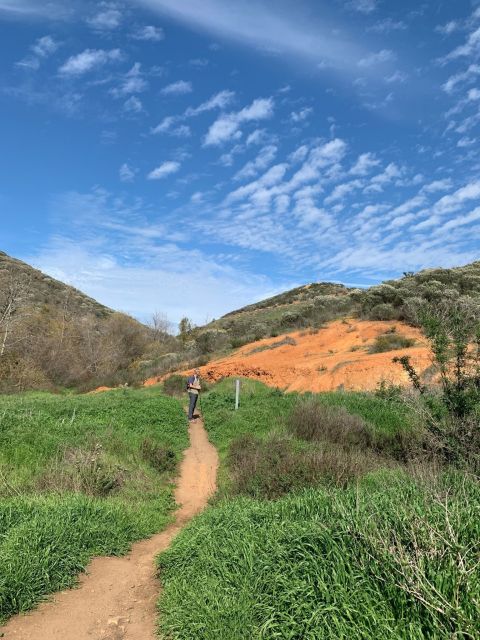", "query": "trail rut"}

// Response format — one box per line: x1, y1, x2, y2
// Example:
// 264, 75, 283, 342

1, 416, 218, 640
